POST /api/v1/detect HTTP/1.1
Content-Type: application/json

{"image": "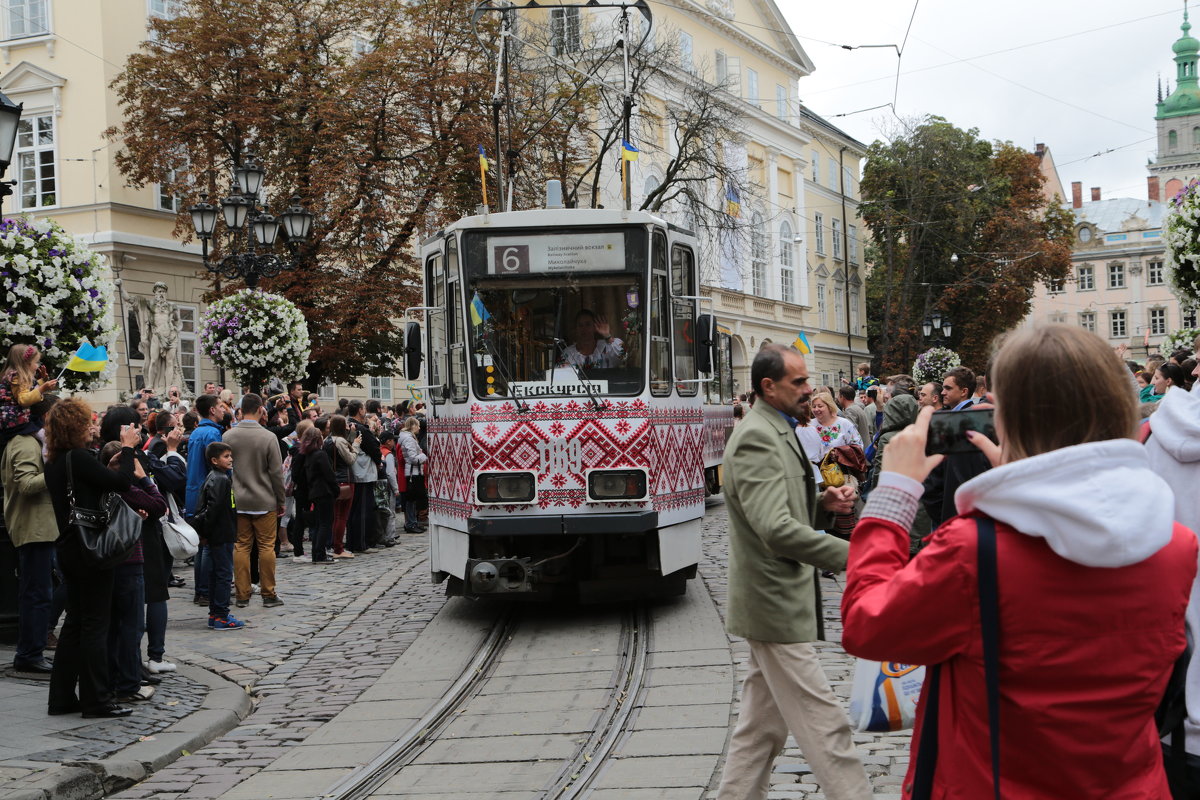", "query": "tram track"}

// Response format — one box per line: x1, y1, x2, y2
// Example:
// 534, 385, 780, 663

315, 601, 652, 800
